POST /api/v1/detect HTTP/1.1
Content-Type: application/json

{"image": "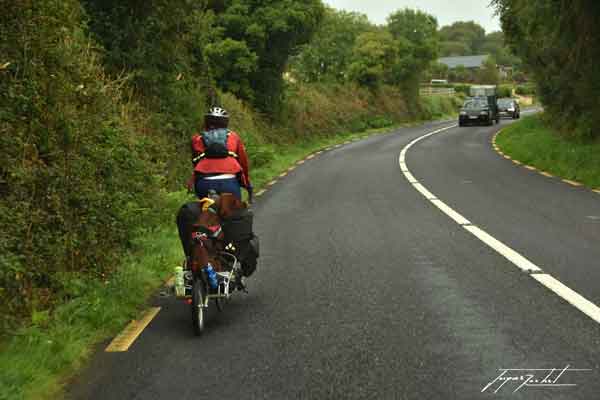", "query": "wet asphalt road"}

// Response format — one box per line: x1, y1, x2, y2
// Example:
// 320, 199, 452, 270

68, 117, 600, 400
